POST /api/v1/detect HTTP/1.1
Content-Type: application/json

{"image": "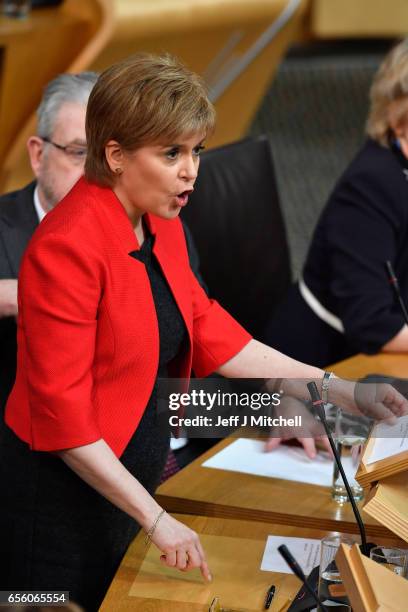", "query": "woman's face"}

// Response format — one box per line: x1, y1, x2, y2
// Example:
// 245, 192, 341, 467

109, 132, 205, 224
389, 100, 408, 157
